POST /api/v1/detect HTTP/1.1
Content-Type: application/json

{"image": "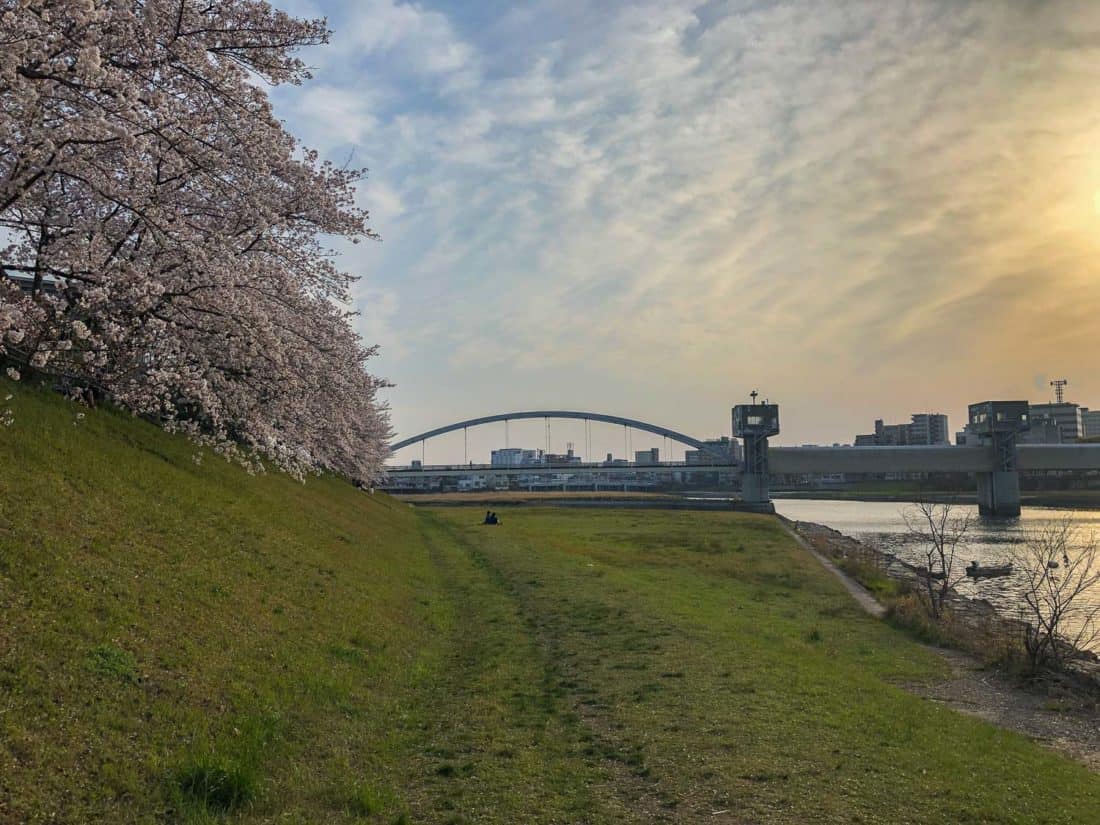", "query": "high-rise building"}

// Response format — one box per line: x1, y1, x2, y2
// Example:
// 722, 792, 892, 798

634, 448, 659, 465
909, 413, 950, 445
1029, 402, 1083, 442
